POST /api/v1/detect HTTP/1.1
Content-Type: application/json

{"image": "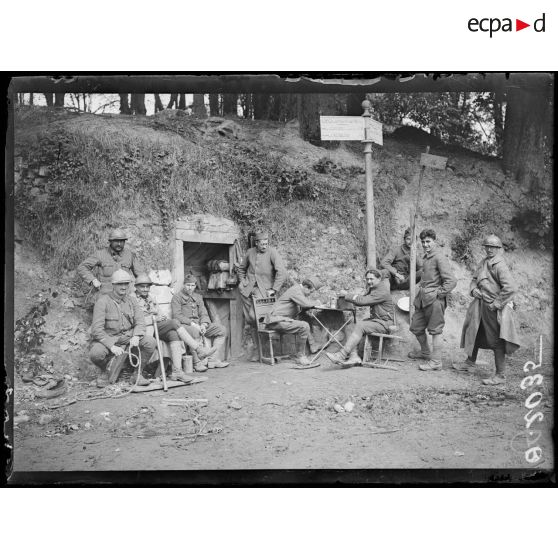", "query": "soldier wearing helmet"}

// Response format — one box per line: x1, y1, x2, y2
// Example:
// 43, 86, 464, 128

89, 270, 156, 388
77, 227, 143, 301
132, 273, 216, 382
453, 234, 520, 385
